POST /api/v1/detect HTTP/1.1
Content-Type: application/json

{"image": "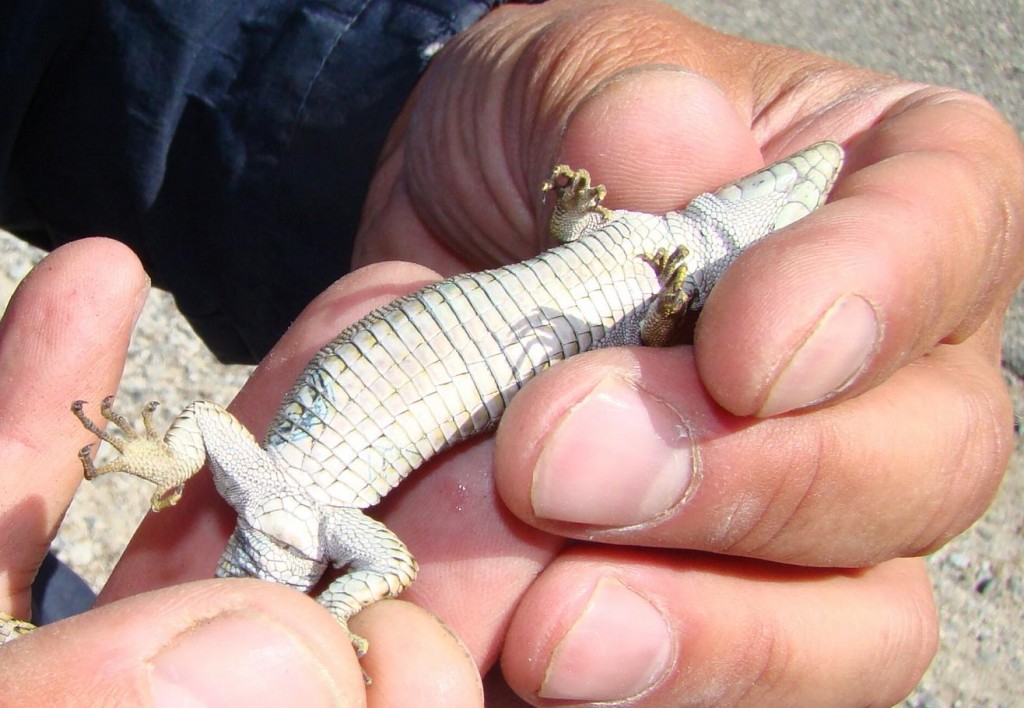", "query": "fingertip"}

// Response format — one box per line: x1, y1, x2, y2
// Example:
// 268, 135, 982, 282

1, 236, 149, 402
494, 350, 624, 531
537, 577, 673, 702
147, 602, 362, 707
13, 237, 149, 323
693, 209, 881, 417
558, 68, 760, 212
755, 293, 880, 416
495, 347, 715, 534
353, 600, 484, 706
500, 553, 678, 704
501, 552, 937, 706
0, 579, 367, 705
0, 237, 152, 583
50, 236, 148, 291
